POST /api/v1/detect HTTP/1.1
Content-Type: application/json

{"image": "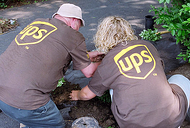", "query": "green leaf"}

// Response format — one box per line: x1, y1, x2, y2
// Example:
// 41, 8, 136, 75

162, 25, 168, 29
178, 30, 182, 36
176, 38, 180, 43
57, 77, 65, 87
166, 0, 170, 4
159, 0, 165, 3
182, 30, 186, 36
182, 21, 189, 24
169, 23, 174, 28
176, 23, 182, 28
171, 29, 175, 36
